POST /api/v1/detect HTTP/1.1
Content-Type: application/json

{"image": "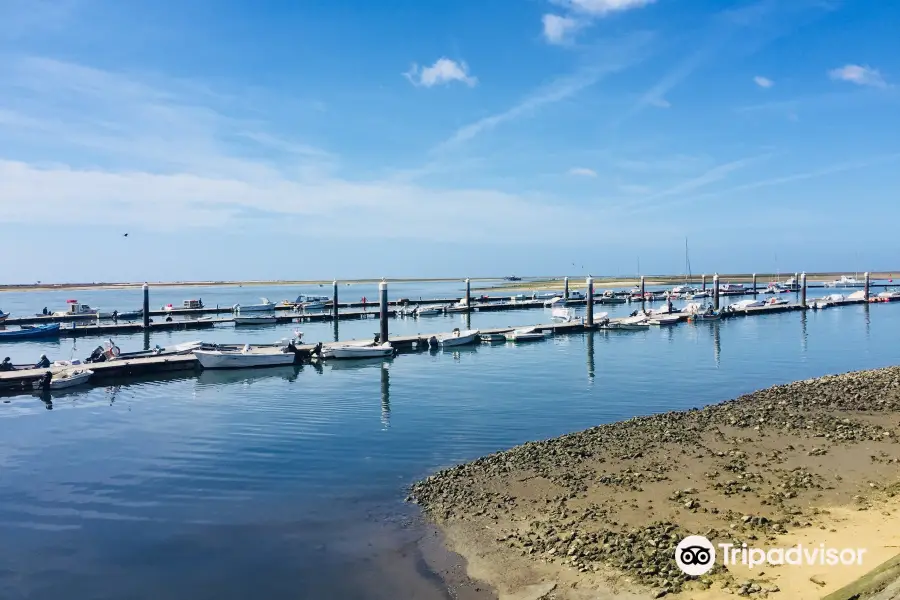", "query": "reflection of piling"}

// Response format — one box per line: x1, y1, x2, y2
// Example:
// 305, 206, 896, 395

864, 272, 870, 301
586, 277, 594, 325
752, 273, 757, 295
333, 280, 339, 320
332, 318, 339, 342
465, 278, 471, 309
713, 273, 720, 311
586, 331, 595, 381
380, 365, 390, 429
564, 277, 569, 300
800, 272, 807, 306
142, 283, 150, 328
379, 280, 389, 343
